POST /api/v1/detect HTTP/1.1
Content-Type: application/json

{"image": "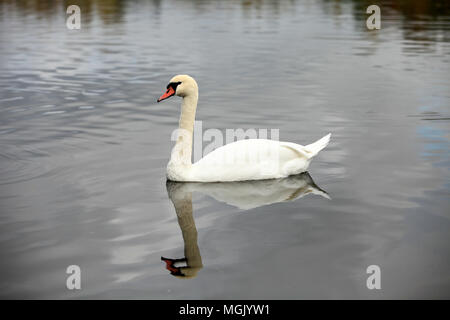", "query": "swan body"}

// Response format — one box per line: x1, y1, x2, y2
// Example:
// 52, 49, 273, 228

157, 75, 331, 182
